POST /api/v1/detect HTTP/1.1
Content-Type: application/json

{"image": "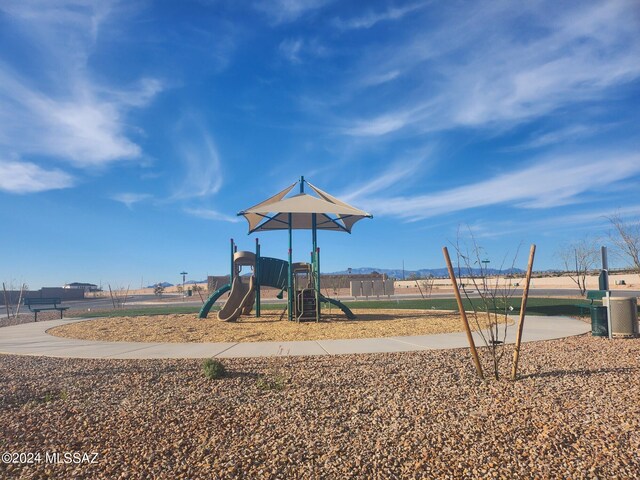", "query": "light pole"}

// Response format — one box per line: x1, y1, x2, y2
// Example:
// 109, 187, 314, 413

180, 271, 188, 299
481, 260, 490, 291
